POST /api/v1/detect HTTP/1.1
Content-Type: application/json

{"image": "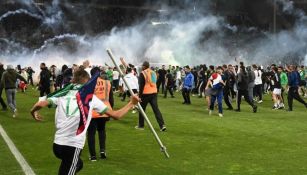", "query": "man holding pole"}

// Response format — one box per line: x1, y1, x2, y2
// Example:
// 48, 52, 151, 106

136, 61, 166, 132
30, 68, 140, 174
